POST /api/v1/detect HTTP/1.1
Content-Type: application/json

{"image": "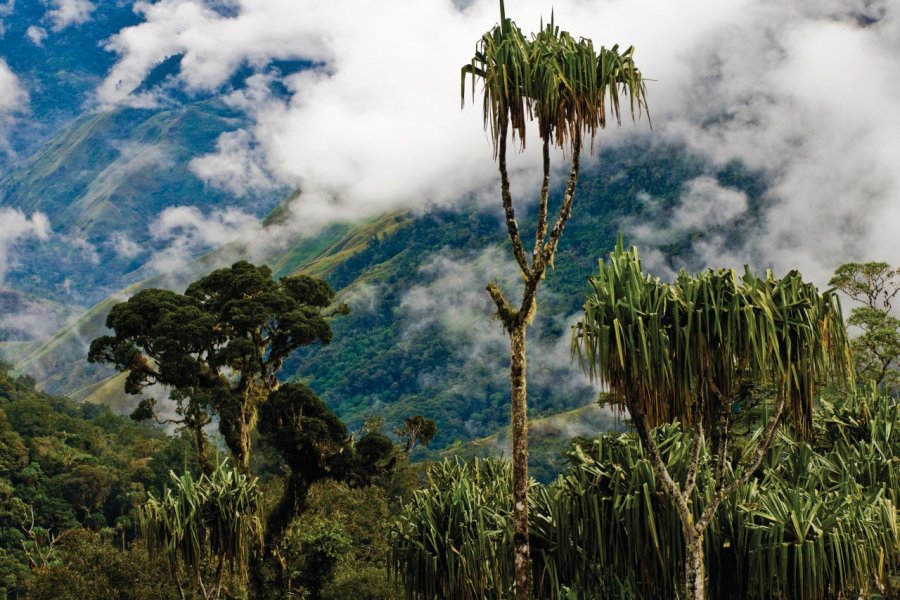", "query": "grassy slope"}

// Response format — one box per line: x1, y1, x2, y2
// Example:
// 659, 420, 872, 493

15, 209, 409, 405
14, 138, 767, 453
